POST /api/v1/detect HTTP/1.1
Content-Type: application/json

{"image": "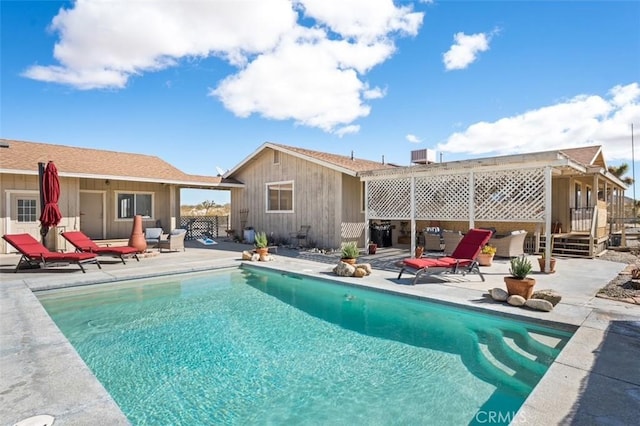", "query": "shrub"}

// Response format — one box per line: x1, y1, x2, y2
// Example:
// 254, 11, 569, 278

254, 231, 268, 248
341, 241, 359, 259
509, 255, 532, 279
